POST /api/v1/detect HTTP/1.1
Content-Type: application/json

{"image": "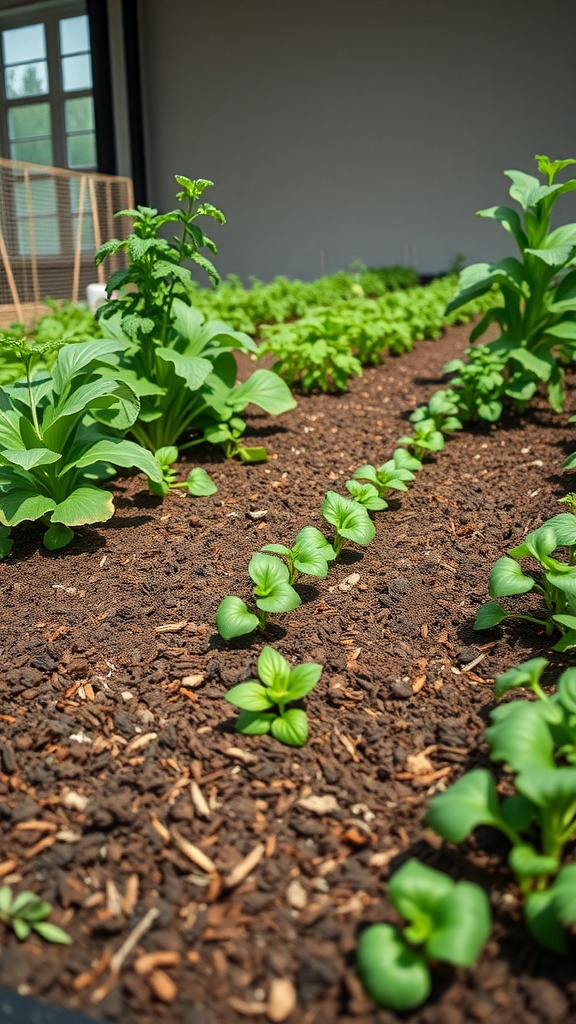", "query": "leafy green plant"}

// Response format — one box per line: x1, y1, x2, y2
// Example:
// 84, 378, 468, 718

446, 155, 576, 413
345, 479, 388, 511
96, 177, 295, 460
0, 885, 71, 944
474, 513, 576, 650
0, 338, 162, 552
352, 448, 422, 503
321, 491, 375, 556
398, 418, 445, 462
443, 345, 508, 423
216, 552, 301, 640
147, 445, 217, 497
225, 645, 322, 745
356, 859, 491, 1011
261, 526, 336, 583
426, 663, 576, 952
409, 389, 463, 434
